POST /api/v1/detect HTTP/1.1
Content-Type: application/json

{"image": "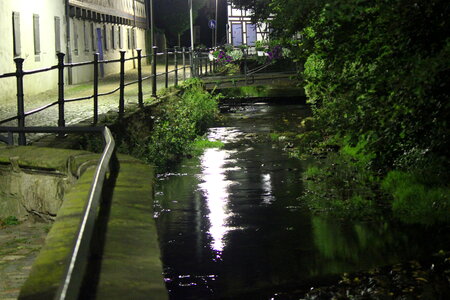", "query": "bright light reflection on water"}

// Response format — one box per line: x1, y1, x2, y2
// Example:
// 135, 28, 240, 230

199, 148, 234, 258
